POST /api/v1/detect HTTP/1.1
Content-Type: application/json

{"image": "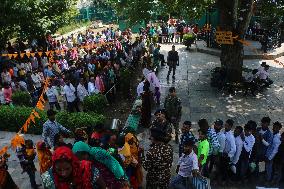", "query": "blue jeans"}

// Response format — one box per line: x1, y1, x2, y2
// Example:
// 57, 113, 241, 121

170, 175, 190, 189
